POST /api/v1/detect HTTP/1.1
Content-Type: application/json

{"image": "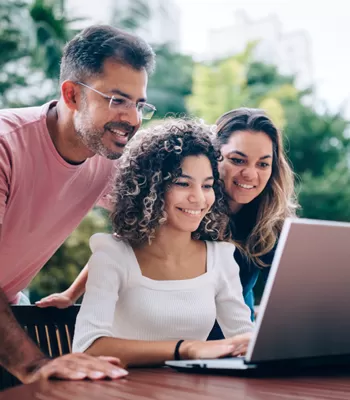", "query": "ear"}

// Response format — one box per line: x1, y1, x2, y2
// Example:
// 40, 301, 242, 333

61, 80, 81, 111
